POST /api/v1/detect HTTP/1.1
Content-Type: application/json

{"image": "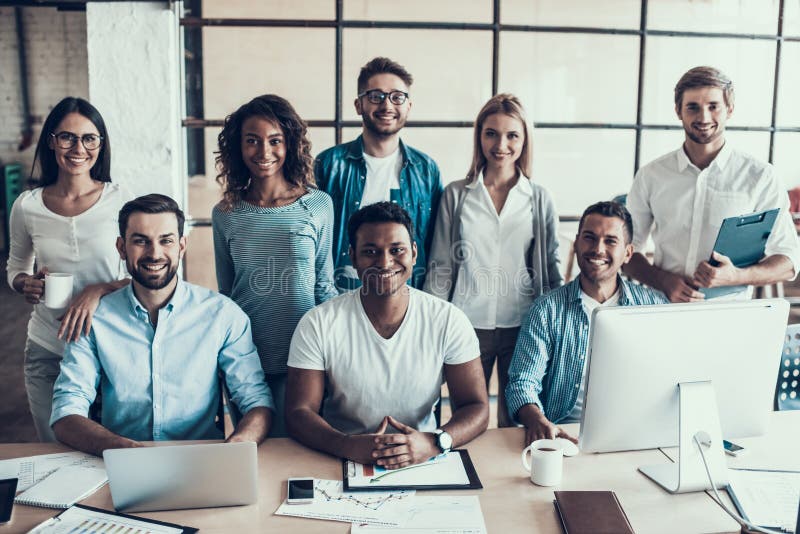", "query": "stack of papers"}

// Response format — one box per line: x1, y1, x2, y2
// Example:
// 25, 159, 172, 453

727, 469, 800, 532
0, 451, 104, 492
0, 452, 107, 509
274, 479, 487, 533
